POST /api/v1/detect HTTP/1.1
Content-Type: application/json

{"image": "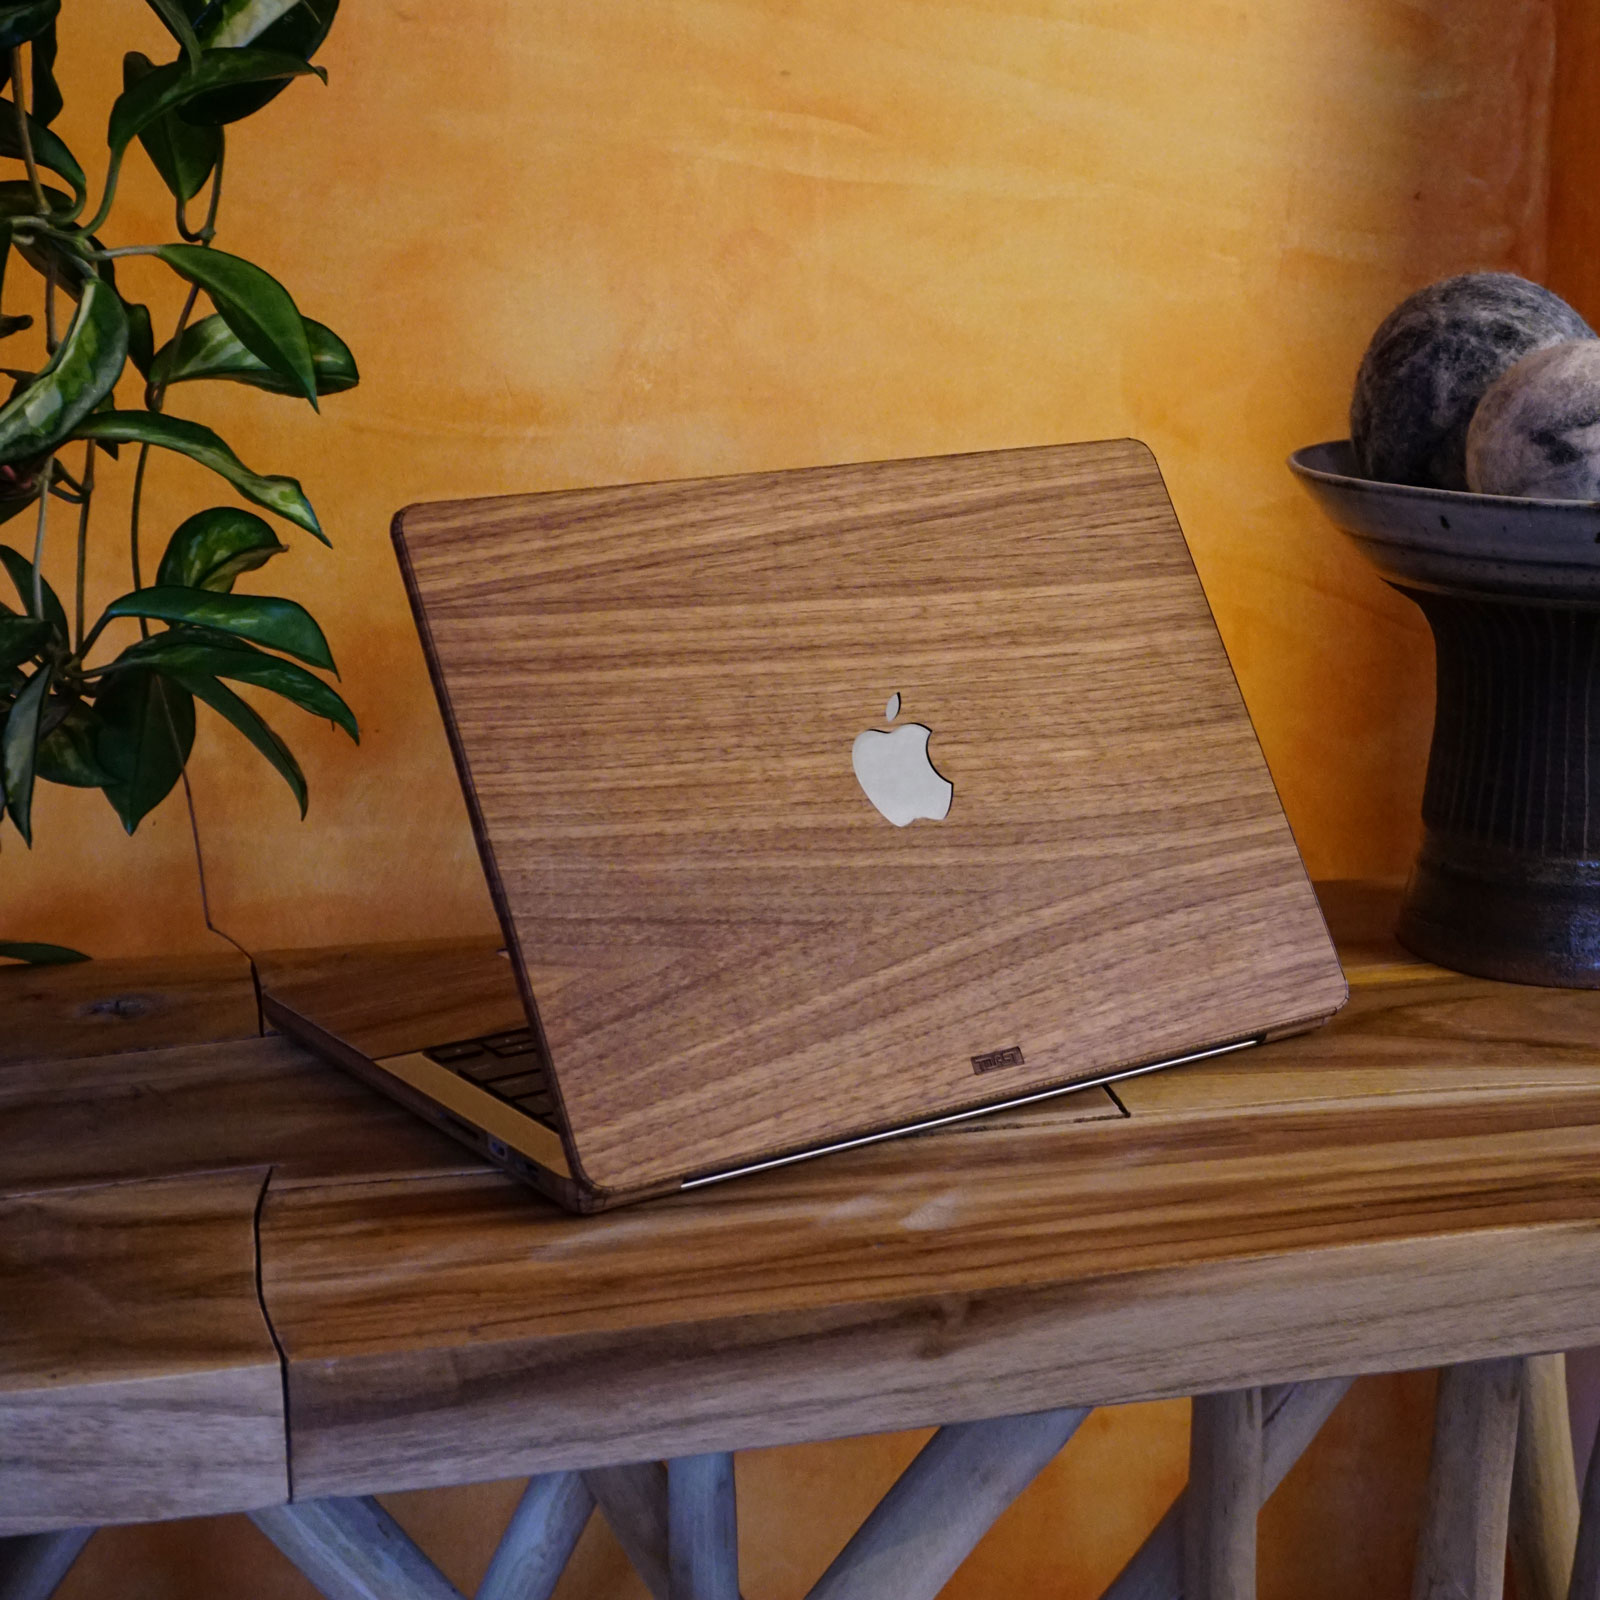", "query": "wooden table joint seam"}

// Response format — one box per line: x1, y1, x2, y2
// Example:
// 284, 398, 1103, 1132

251, 1163, 297, 1504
